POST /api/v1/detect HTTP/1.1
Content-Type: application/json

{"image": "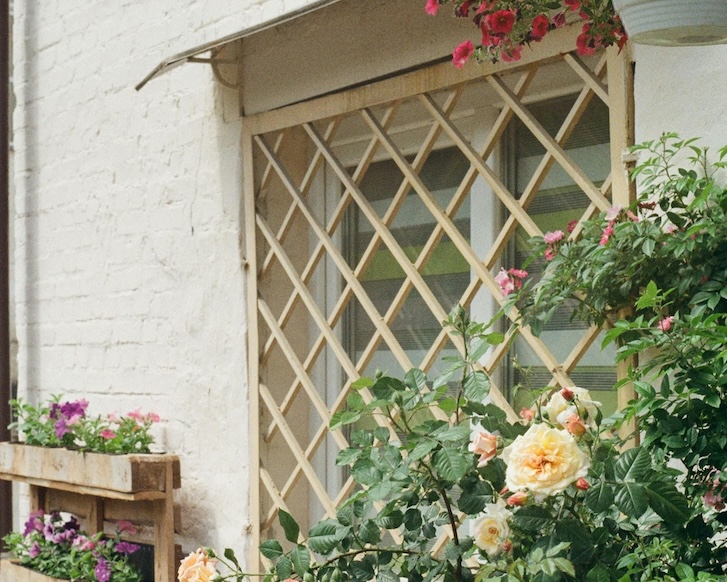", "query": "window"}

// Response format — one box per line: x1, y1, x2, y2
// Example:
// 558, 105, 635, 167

243, 36, 633, 559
